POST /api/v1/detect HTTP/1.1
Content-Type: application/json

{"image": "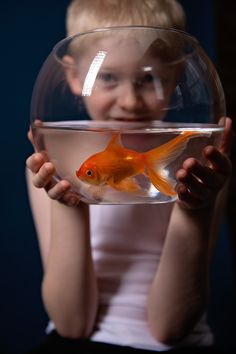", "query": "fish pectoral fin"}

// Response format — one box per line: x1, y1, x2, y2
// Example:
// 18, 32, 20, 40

107, 177, 141, 193
147, 168, 176, 197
